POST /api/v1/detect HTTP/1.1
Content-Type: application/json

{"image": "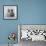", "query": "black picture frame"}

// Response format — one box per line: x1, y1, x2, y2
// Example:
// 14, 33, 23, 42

3, 5, 18, 20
